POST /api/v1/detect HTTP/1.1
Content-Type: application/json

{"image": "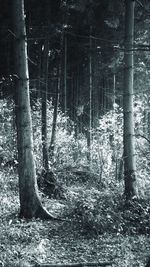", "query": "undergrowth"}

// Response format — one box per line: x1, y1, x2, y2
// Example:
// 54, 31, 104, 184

64, 185, 150, 235
0, 168, 150, 267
